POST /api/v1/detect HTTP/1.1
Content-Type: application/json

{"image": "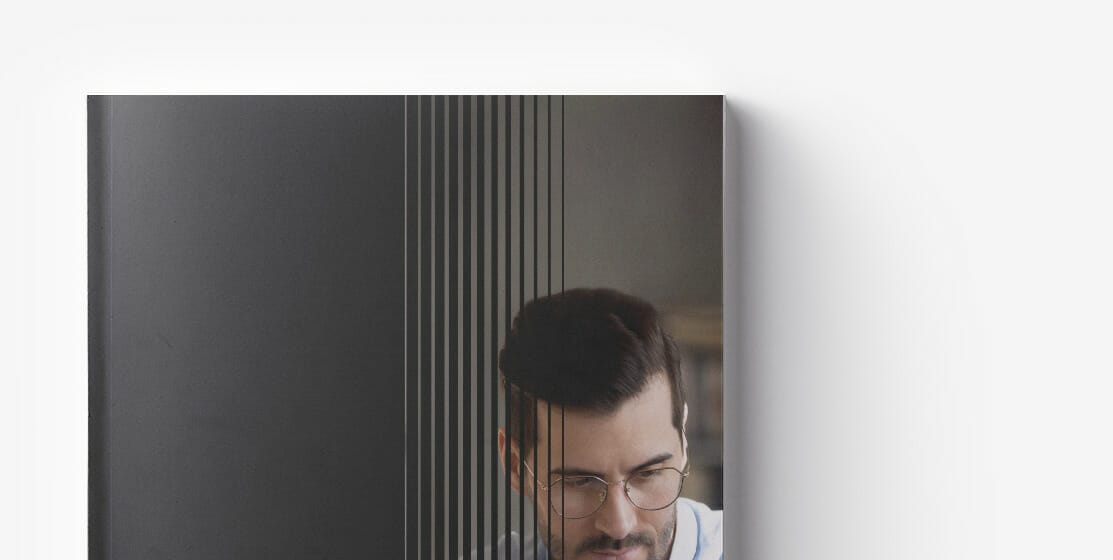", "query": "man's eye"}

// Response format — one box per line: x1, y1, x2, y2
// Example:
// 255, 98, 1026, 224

563, 478, 594, 489
636, 469, 662, 479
